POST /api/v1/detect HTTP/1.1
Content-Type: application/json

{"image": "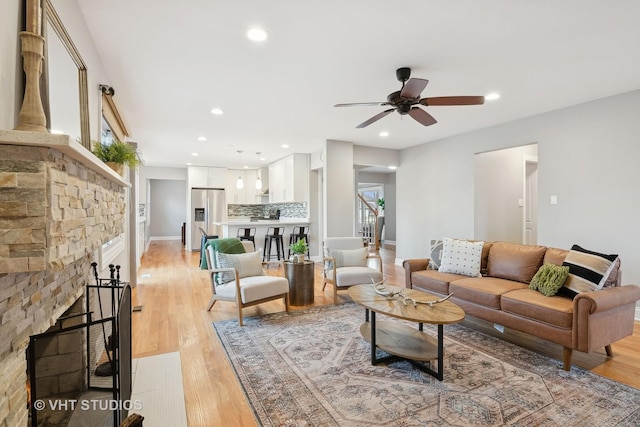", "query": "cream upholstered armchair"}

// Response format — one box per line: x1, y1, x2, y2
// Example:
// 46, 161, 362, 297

205, 240, 289, 326
323, 237, 383, 304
